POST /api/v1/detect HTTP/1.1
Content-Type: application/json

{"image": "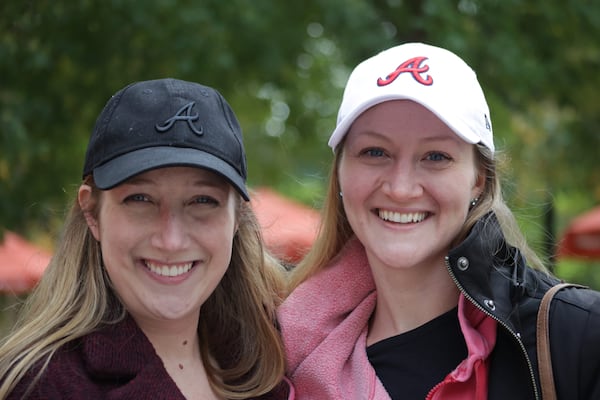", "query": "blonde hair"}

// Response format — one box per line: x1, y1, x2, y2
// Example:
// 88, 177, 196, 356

0, 180, 287, 399
202, 192, 287, 398
288, 142, 547, 292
